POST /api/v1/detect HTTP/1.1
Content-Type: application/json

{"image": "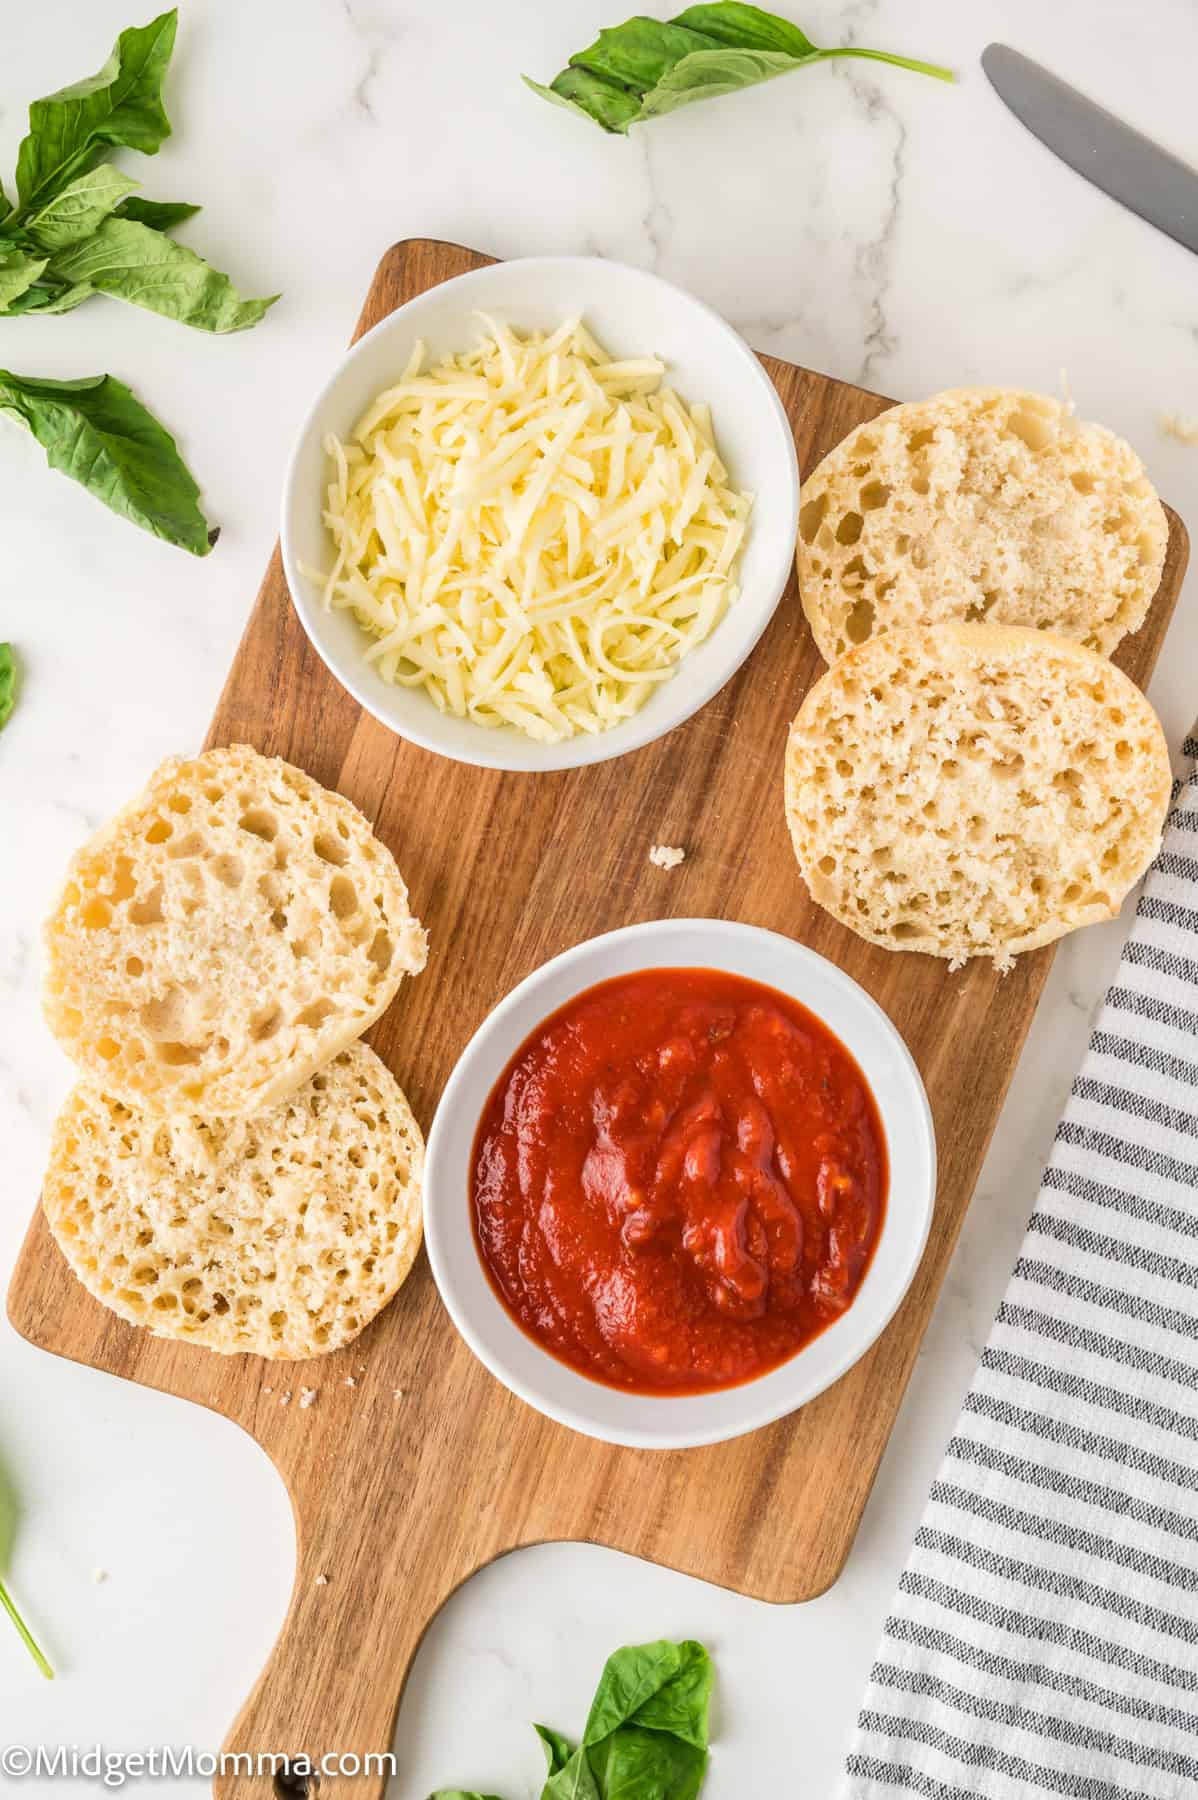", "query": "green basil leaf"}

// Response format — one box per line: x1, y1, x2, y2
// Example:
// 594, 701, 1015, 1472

0, 644, 17, 733
0, 182, 10, 226
534, 1724, 575, 1774
587, 1725, 705, 1800
15, 9, 178, 213
427, 1791, 506, 1799
428, 1791, 506, 1799
540, 1746, 601, 1800
522, 72, 643, 135
582, 1640, 686, 1744
671, 3, 815, 54
625, 1641, 712, 1749
1, 279, 94, 316
639, 44, 806, 117
569, 20, 717, 91
0, 370, 212, 554
47, 217, 277, 333
0, 248, 51, 309
527, 6, 952, 132
25, 167, 140, 252
115, 195, 201, 231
